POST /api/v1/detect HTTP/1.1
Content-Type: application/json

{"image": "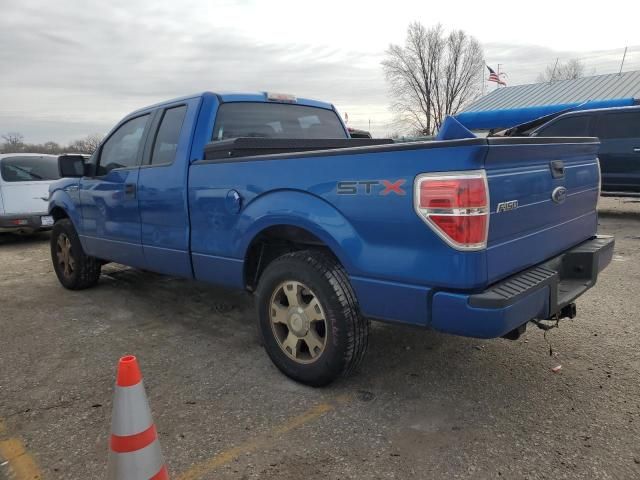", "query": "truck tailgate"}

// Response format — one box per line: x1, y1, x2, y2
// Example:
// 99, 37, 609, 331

484, 138, 600, 284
